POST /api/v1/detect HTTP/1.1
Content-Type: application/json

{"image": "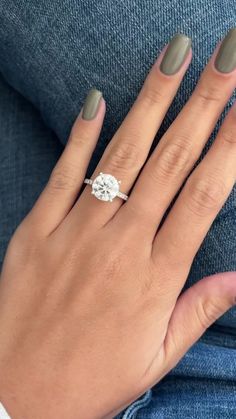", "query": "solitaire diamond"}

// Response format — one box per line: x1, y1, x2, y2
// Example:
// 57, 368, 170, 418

92, 173, 120, 202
